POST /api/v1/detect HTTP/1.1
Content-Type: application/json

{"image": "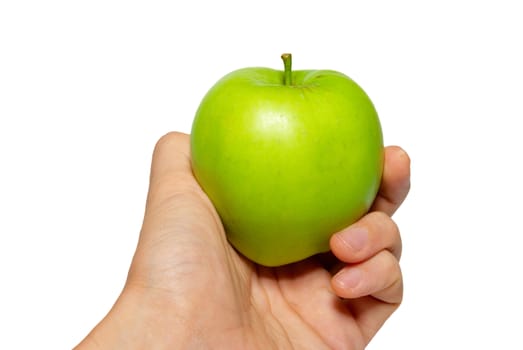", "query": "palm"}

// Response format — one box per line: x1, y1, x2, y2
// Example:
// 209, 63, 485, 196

231, 254, 369, 349
149, 182, 391, 349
